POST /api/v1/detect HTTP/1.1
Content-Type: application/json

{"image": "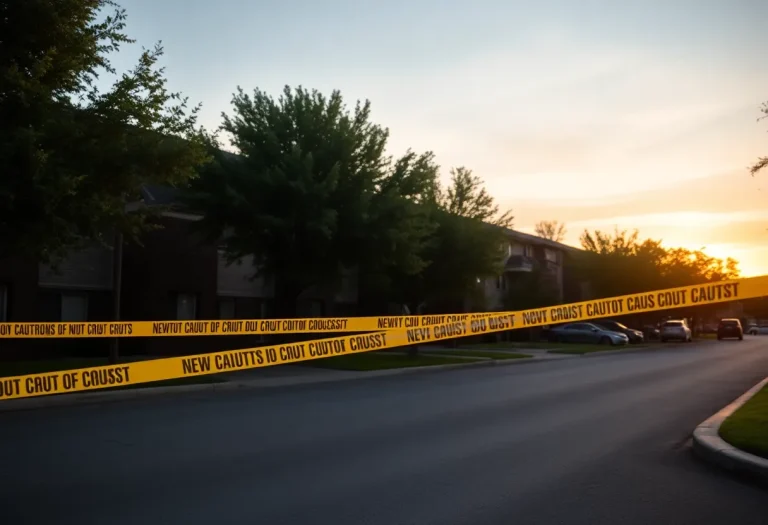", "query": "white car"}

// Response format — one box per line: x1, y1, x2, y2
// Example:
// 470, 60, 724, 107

747, 324, 768, 336
660, 319, 692, 342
